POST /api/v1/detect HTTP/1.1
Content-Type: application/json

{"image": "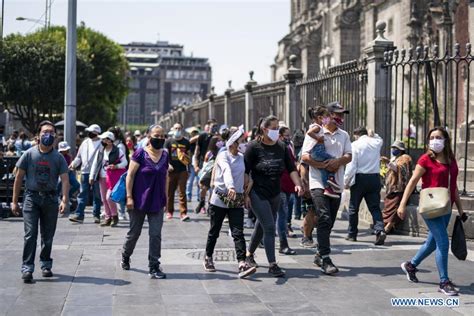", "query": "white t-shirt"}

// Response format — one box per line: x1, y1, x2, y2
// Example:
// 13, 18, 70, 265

301, 127, 352, 192
210, 150, 245, 208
